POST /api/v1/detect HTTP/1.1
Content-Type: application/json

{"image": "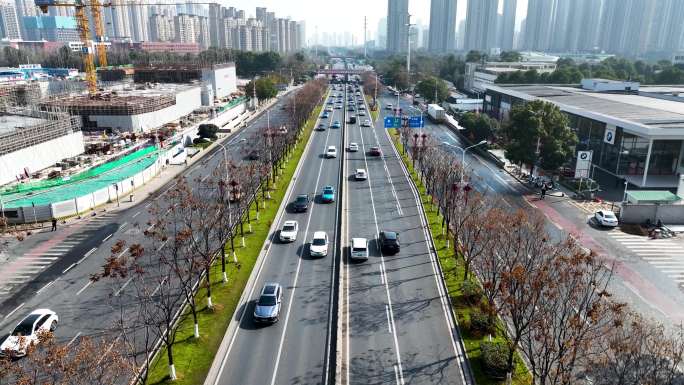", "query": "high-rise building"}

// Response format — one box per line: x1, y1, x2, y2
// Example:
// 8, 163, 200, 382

174, 13, 209, 49
464, 0, 499, 51
523, 0, 557, 51
297, 20, 306, 49
386, 0, 408, 52
128, 3, 149, 42
23, 15, 77, 41
563, 0, 602, 52
428, 0, 457, 52
105, 3, 131, 40
377, 17, 387, 49
208, 3, 222, 48
0, 0, 21, 39
500, 0, 517, 51
150, 14, 174, 42
663, 0, 684, 51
